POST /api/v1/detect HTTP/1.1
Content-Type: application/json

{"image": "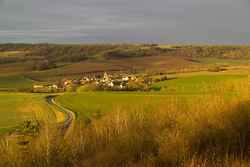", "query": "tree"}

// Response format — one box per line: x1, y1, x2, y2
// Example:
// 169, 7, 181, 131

34, 60, 56, 71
